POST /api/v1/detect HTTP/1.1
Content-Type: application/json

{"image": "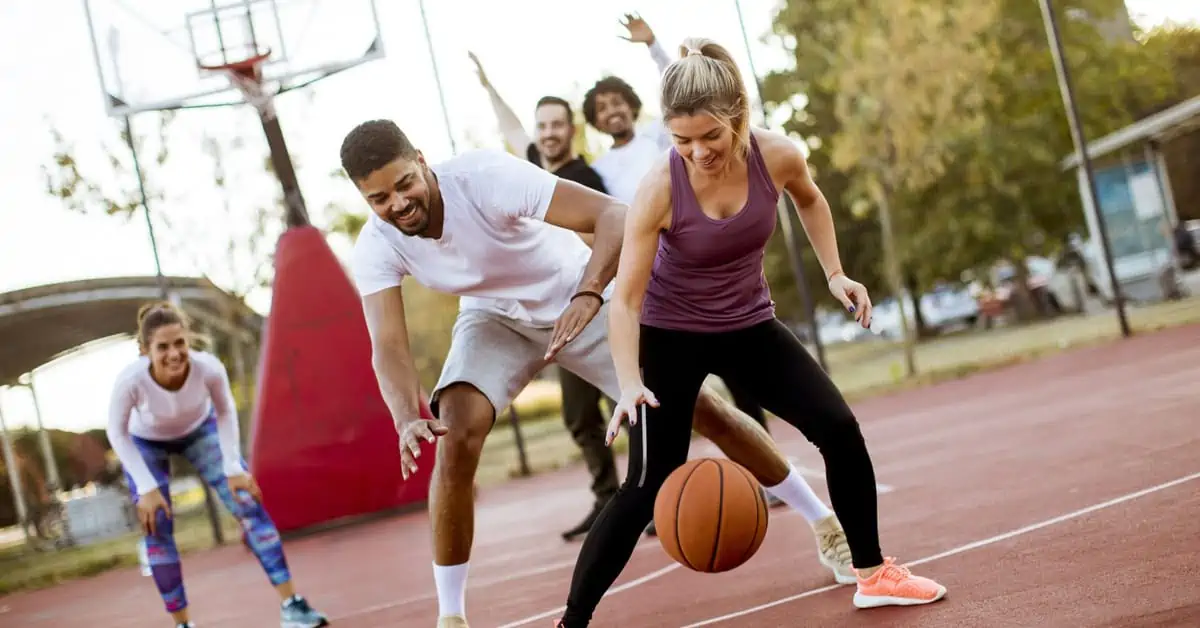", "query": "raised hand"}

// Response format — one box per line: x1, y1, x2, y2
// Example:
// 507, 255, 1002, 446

618, 12, 655, 45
